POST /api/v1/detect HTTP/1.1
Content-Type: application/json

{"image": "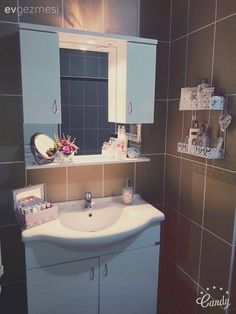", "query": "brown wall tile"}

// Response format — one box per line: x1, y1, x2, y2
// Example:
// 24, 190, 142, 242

64, 0, 102, 31
186, 26, 214, 87
0, 0, 18, 22
27, 168, 66, 202
174, 267, 198, 314
140, 0, 171, 41
142, 101, 167, 154
217, 0, 236, 20
180, 159, 205, 224
169, 38, 187, 99
171, 0, 189, 40
104, 163, 134, 197
68, 165, 103, 200
176, 215, 202, 282
162, 207, 179, 261
213, 16, 236, 94
0, 96, 24, 162
1, 281, 28, 314
204, 167, 236, 244
189, 0, 216, 32
156, 42, 169, 99
164, 155, 181, 210
0, 163, 25, 208
104, 0, 139, 36
166, 101, 183, 155
19, 0, 63, 27
0, 23, 21, 95
136, 155, 164, 204
157, 254, 177, 312
199, 230, 232, 299
0, 225, 26, 285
